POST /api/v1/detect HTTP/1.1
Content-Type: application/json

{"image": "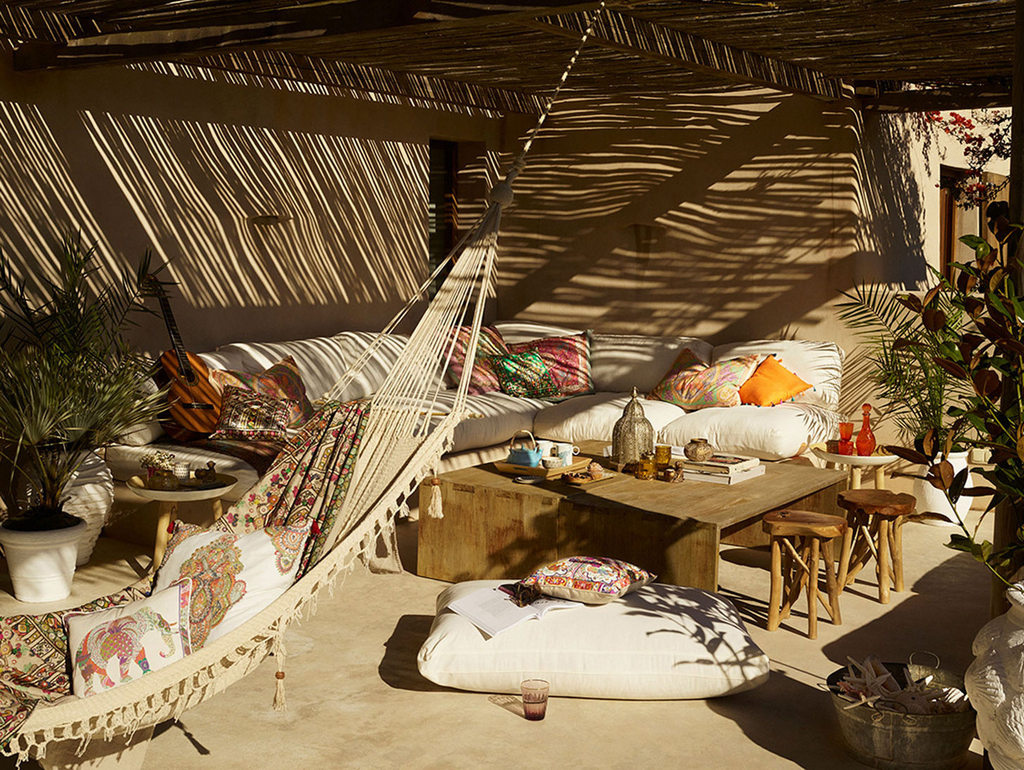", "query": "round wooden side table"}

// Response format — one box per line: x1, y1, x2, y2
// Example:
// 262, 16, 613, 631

127, 474, 237, 567
810, 443, 899, 490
